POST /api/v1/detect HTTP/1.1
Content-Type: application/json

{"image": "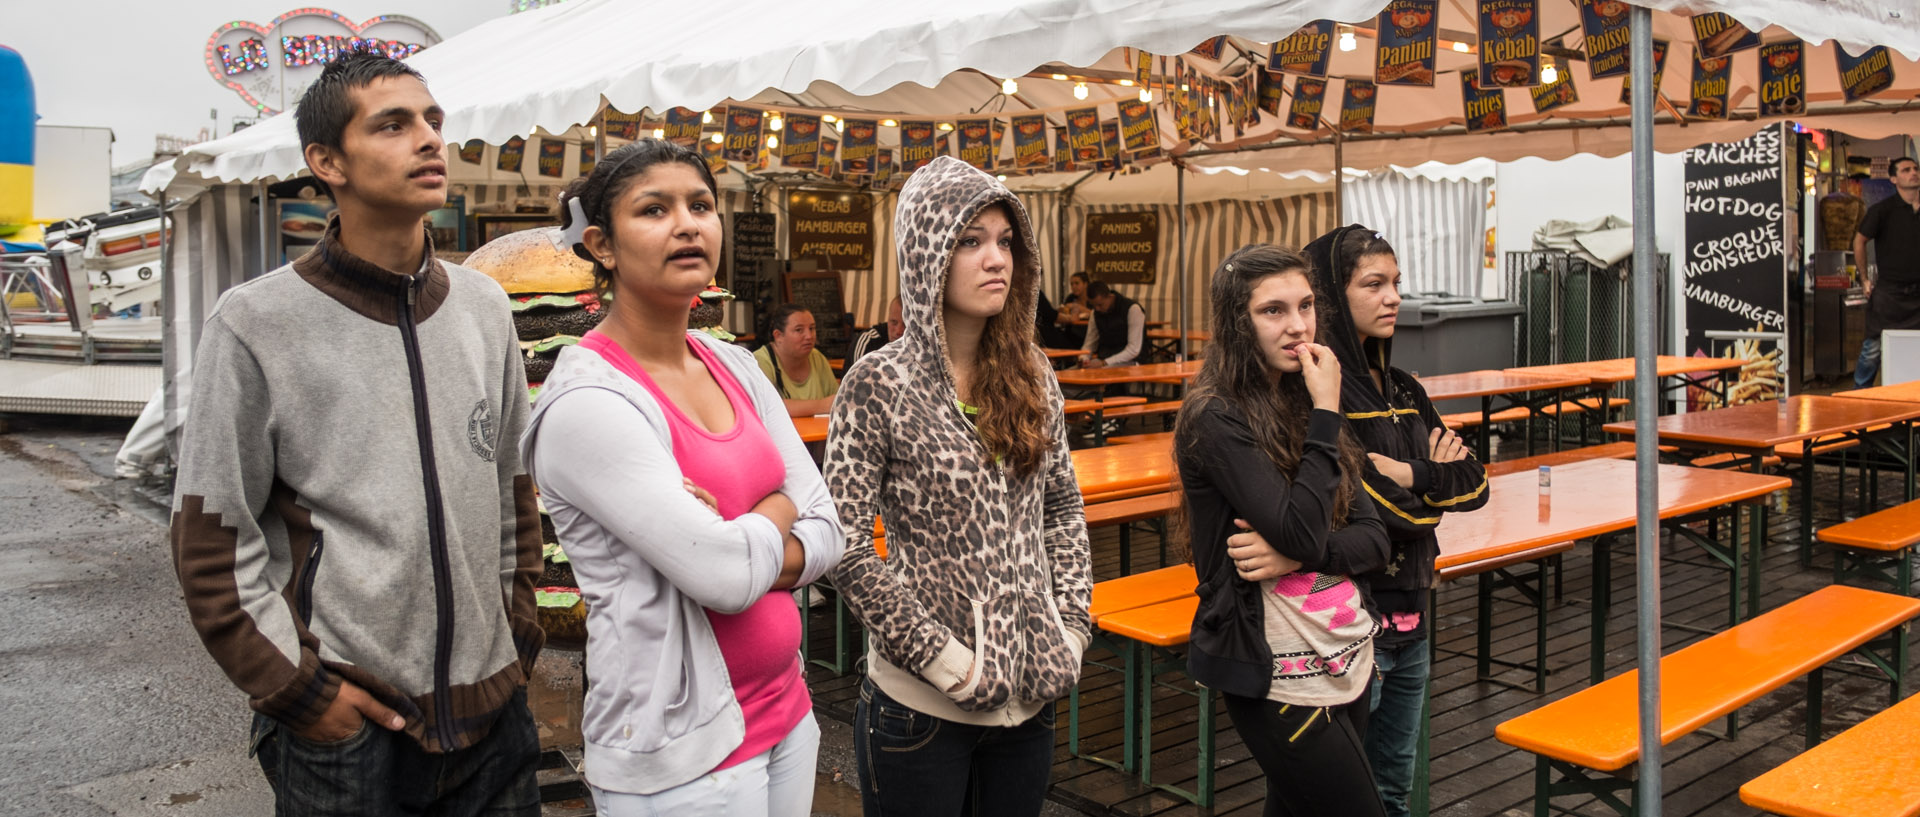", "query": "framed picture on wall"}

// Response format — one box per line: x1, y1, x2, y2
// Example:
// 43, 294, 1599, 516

474, 213, 557, 246
427, 194, 467, 251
